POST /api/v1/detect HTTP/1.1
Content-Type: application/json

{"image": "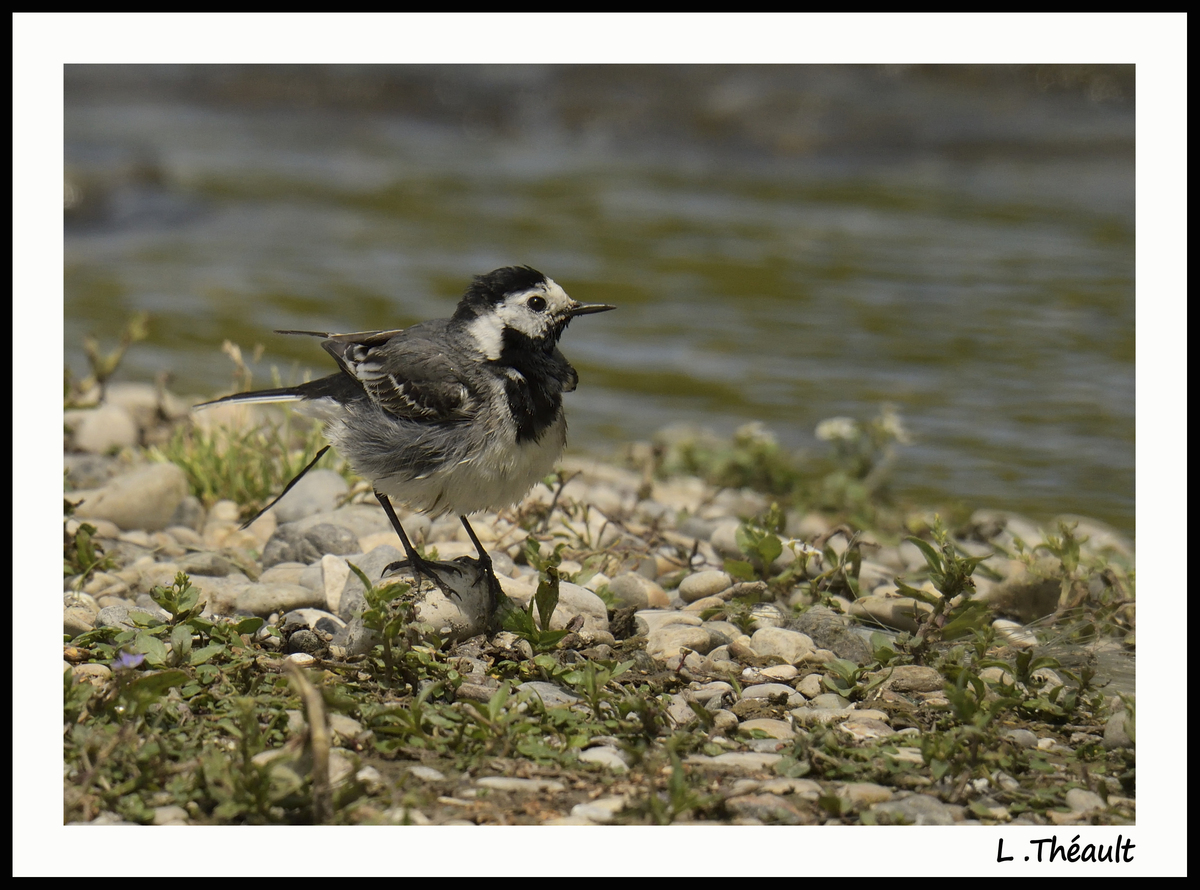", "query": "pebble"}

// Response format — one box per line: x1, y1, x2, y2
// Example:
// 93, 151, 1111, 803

408, 766, 446, 782
837, 717, 896, 742
872, 664, 944, 693
750, 626, 815, 663
871, 793, 958, 825
263, 522, 361, 568
270, 469, 351, 523
230, 582, 328, 618
790, 707, 889, 728
810, 692, 851, 709
518, 682, 582, 708
71, 462, 189, 531
760, 664, 799, 681
65, 403, 139, 454
847, 592, 934, 634
684, 751, 783, 773
1064, 788, 1106, 814
64, 606, 97, 637
1103, 711, 1135, 749
678, 570, 733, 603
1002, 728, 1039, 748
646, 624, 720, 660
796, 673, 825, 698
840, 782, 894, 806
570, 796, 628, 822
73, 663, 113, 685
738, 718, 795, 740
151, 805, 190, 825
578, 747, 629, 772
607, 572, 668, 609
992, 618, 1038, 649
634, 609, 701, 636
725, 793, 811, 825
